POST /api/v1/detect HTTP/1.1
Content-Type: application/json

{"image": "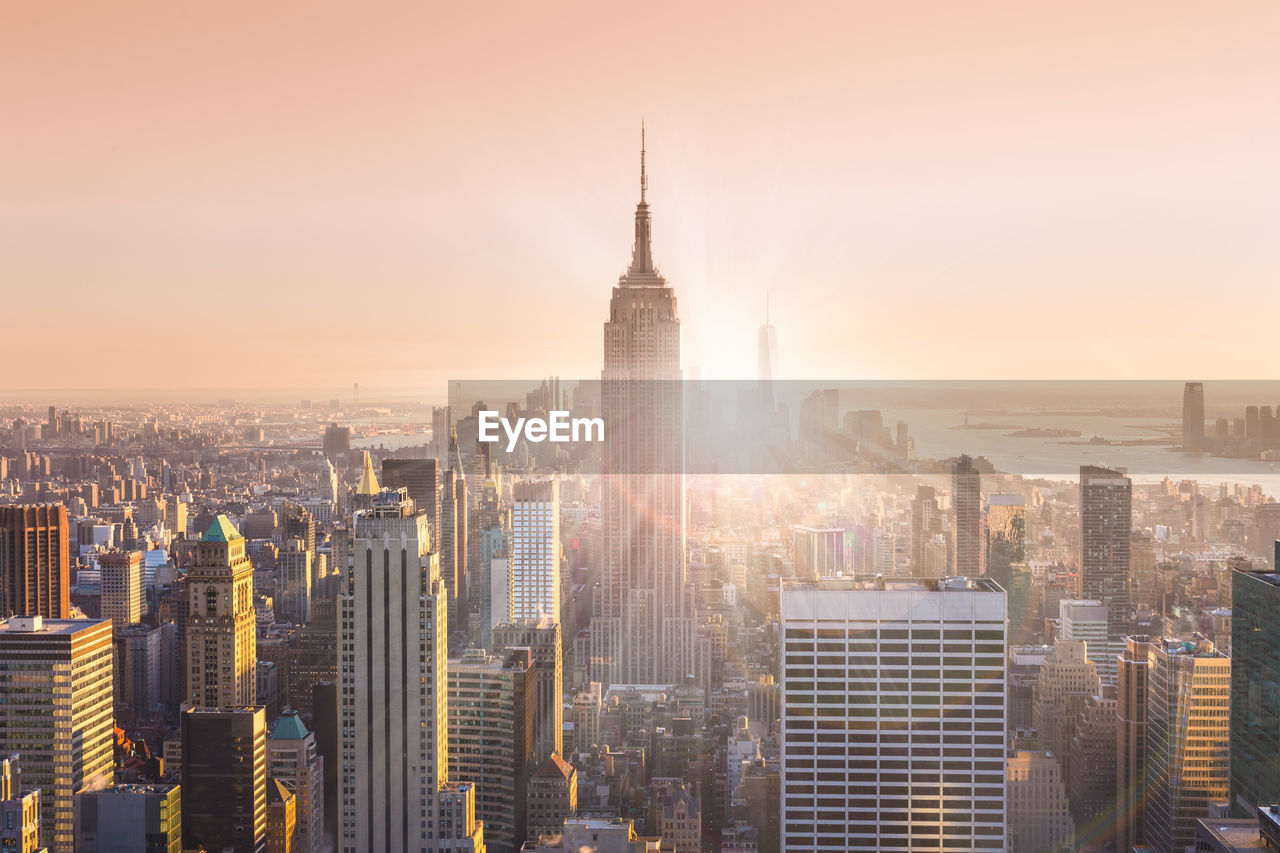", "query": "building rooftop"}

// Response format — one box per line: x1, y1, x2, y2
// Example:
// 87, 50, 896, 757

783, 576, 1004, 593
271, 709, 310, 740
0, 616, 111, 636
202, 514, 243, 543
